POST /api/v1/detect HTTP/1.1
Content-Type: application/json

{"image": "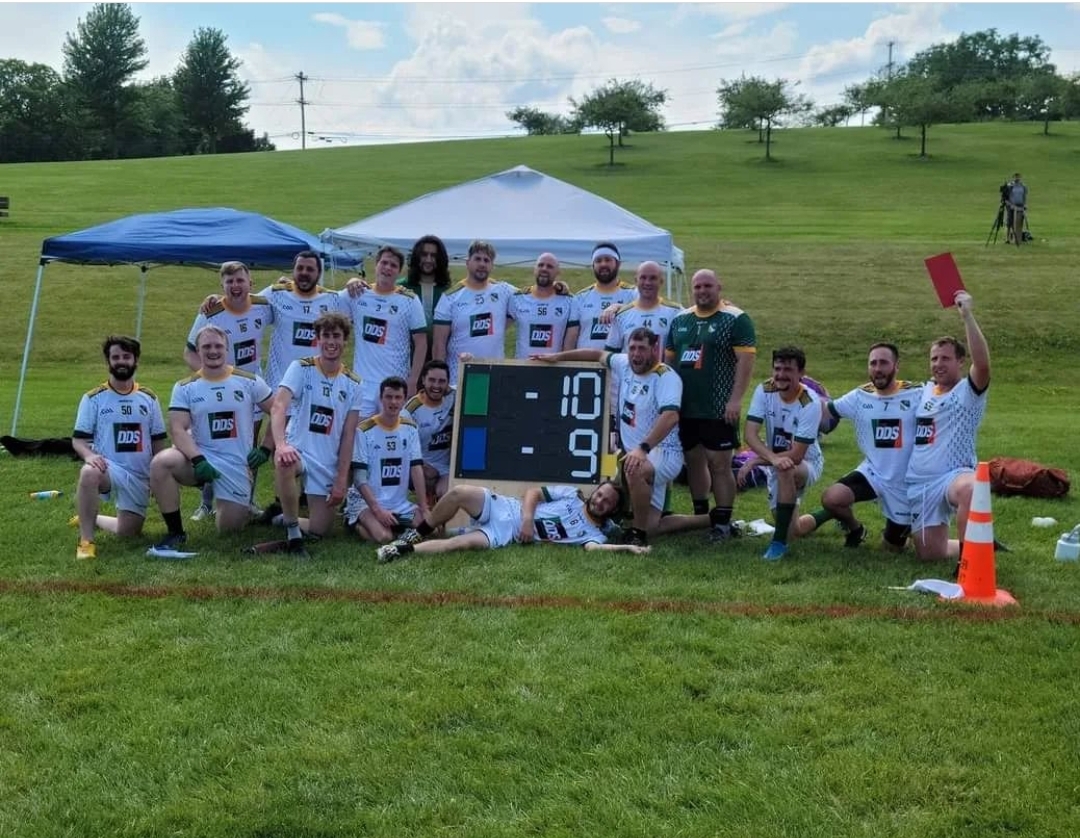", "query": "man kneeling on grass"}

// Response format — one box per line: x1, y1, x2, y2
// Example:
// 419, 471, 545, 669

375, 481, 649, 563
